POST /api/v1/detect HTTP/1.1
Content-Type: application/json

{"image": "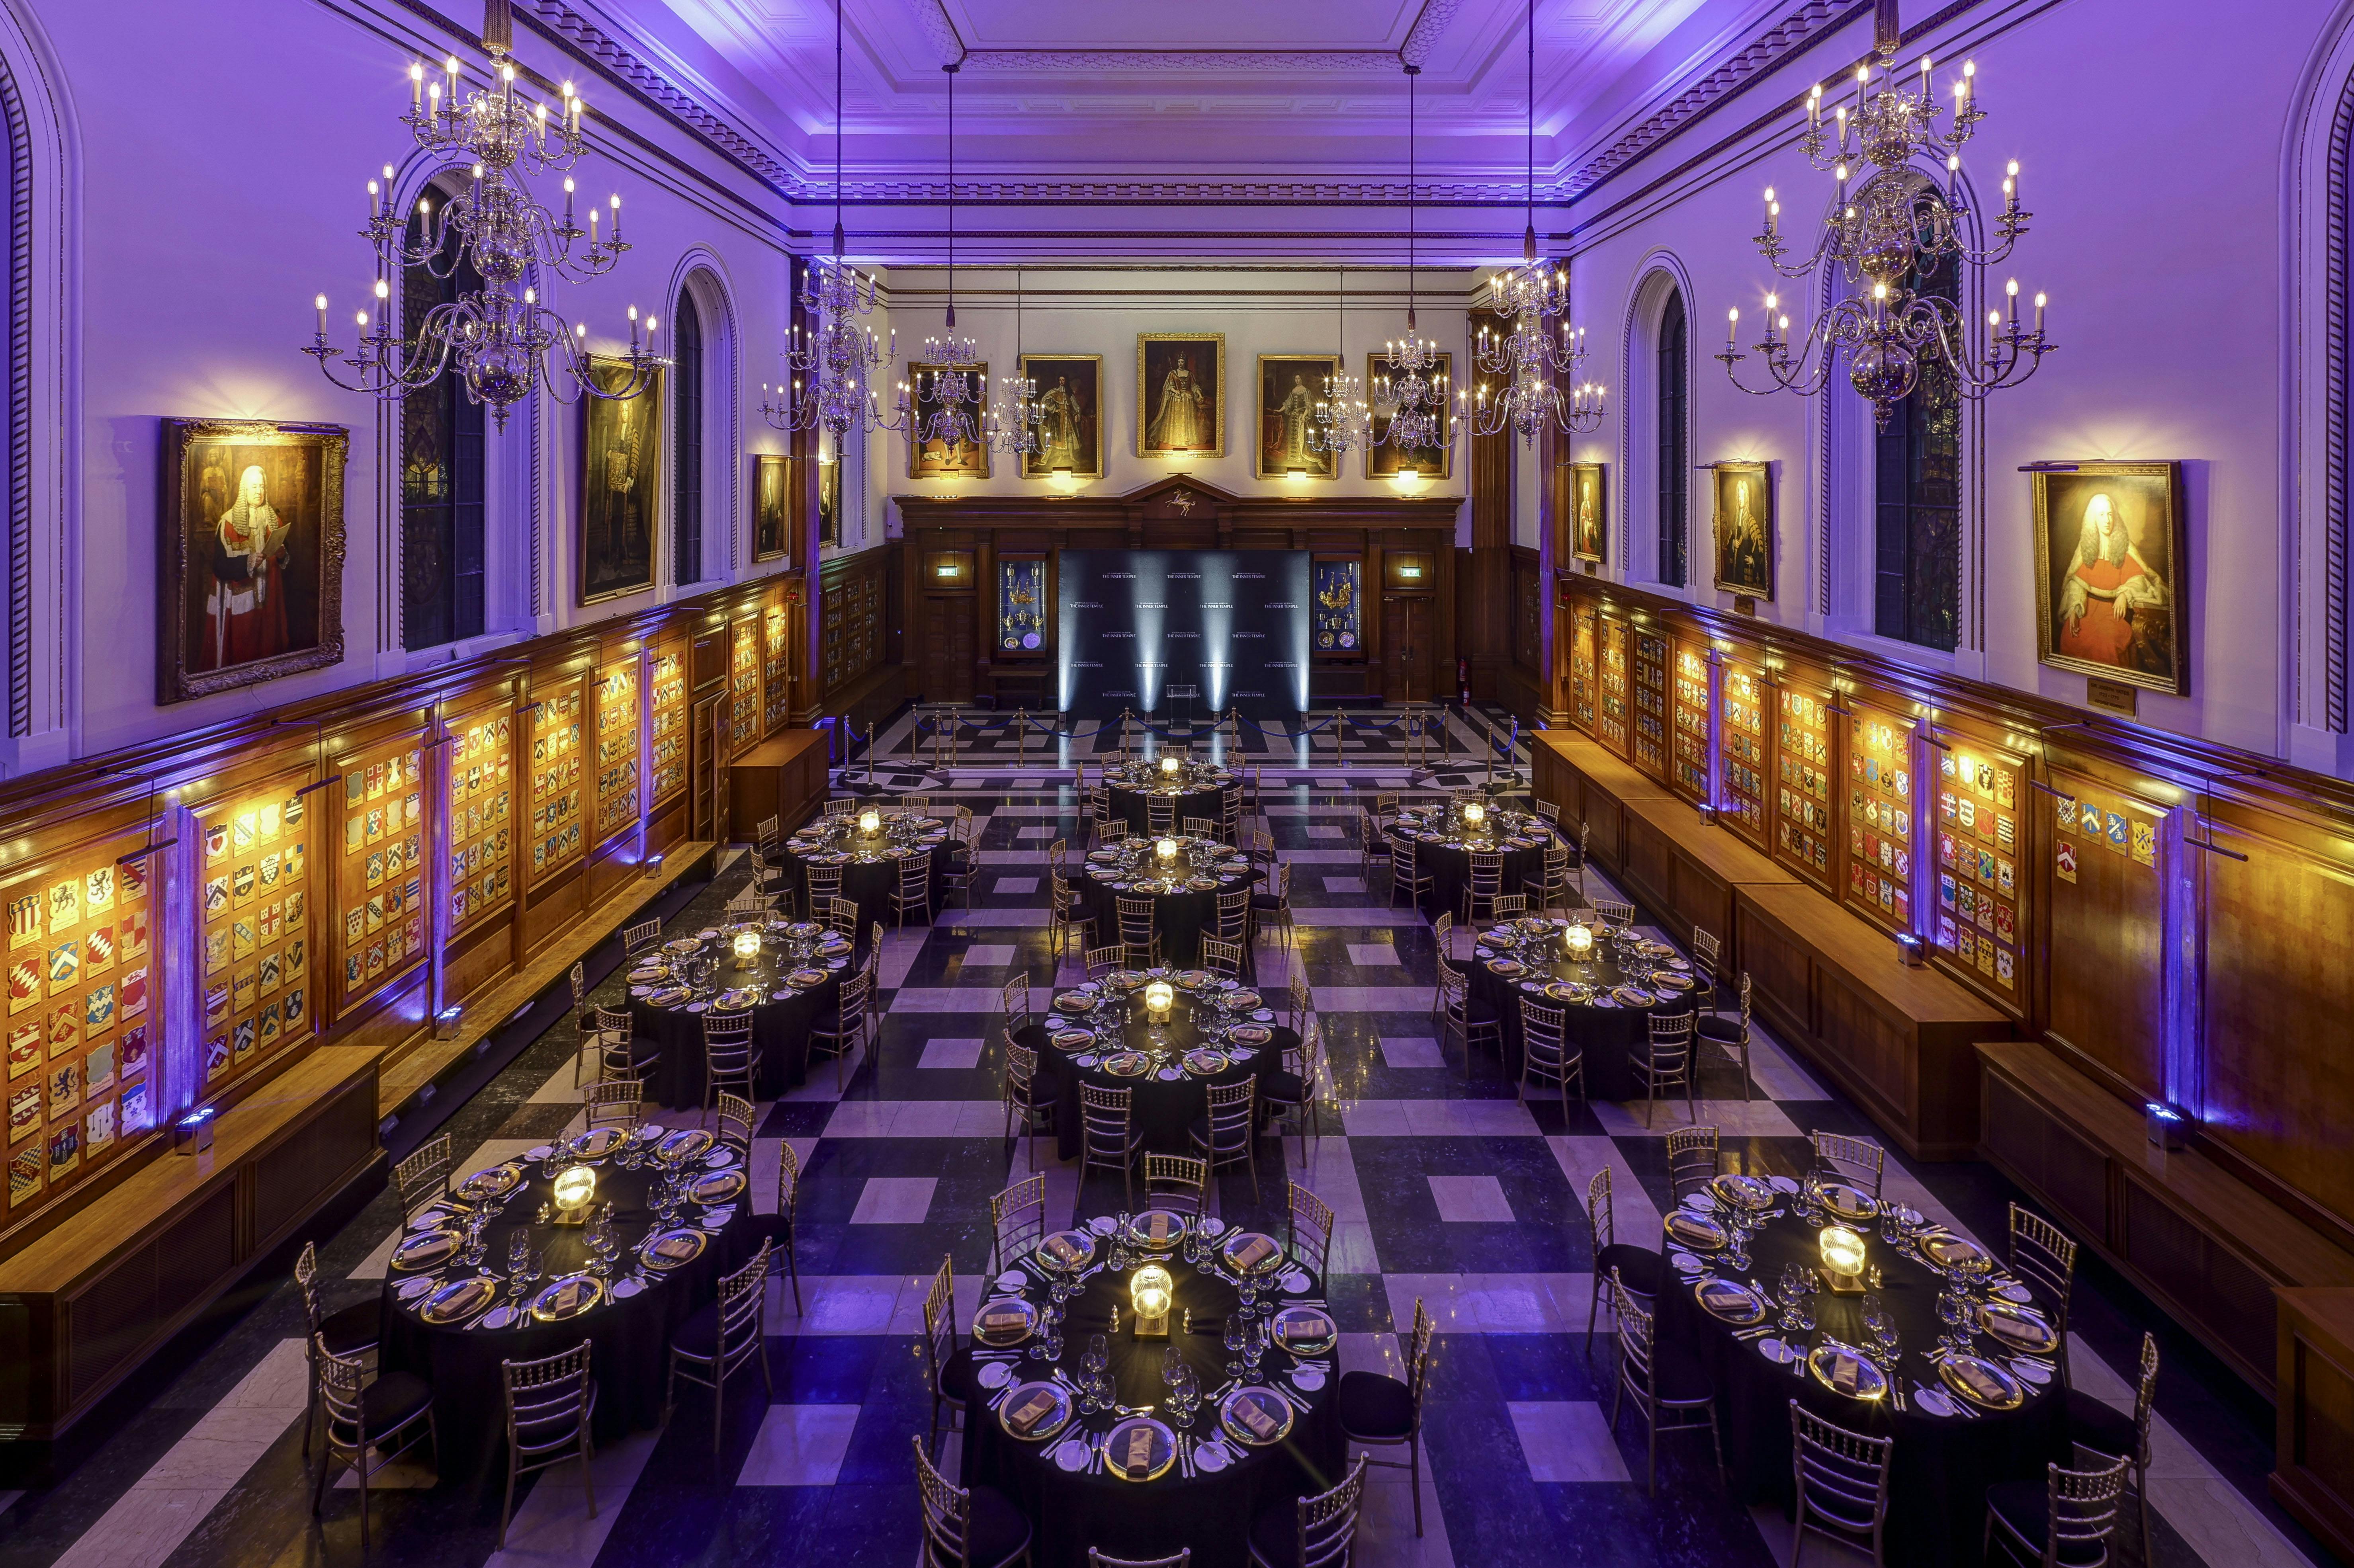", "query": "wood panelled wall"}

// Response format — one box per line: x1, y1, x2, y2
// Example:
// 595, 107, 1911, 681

893, 476, 1462, 712
1552, 576, 2354, 1269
